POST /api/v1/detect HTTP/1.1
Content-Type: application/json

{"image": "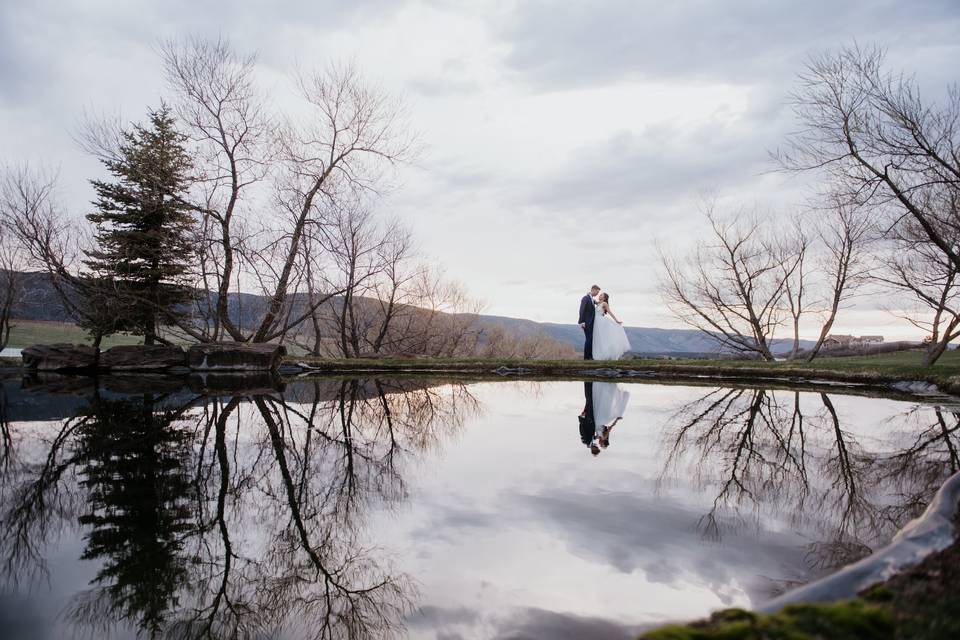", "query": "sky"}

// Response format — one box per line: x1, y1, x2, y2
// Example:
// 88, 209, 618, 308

1, 0, 959, 340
